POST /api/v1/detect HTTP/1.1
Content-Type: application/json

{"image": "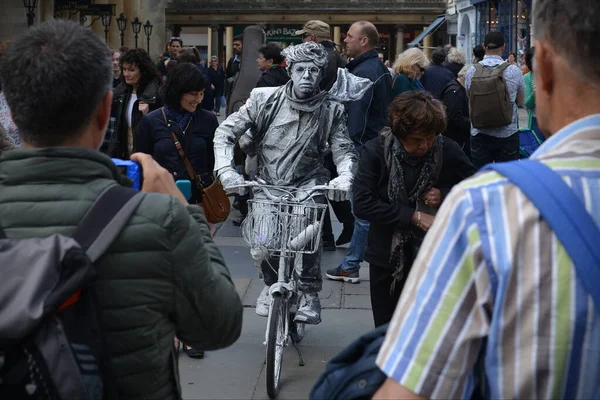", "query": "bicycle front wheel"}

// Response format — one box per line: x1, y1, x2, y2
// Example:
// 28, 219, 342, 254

266, 293, 287, 398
